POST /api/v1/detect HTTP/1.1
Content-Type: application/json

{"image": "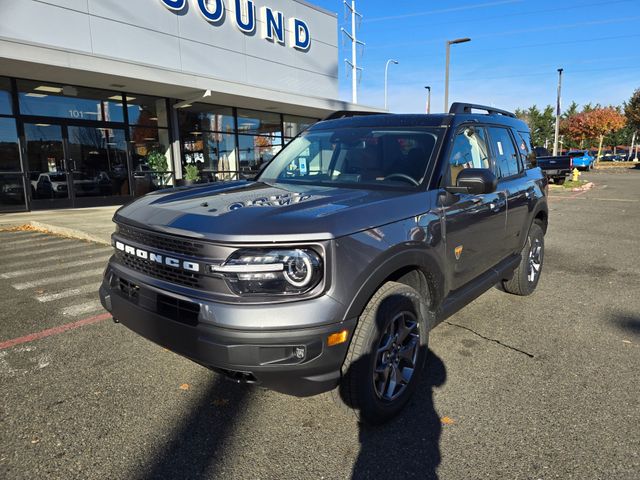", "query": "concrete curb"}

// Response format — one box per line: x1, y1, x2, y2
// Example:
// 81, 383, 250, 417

28, 221, 111, 246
